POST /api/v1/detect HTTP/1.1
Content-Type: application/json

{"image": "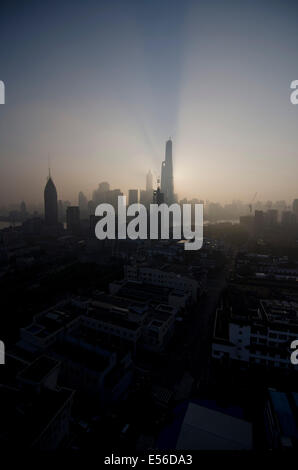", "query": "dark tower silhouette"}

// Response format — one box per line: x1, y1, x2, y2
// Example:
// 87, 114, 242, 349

44, 170, 58, 225
161, 138, 174, 204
